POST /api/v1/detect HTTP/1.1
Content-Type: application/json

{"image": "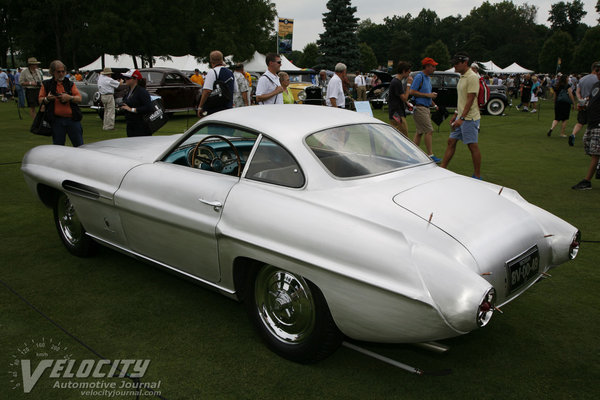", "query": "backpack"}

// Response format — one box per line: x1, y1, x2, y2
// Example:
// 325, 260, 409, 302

204, 67, 233, 113
477, 76, 490, 108
556, 88, 571, 104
